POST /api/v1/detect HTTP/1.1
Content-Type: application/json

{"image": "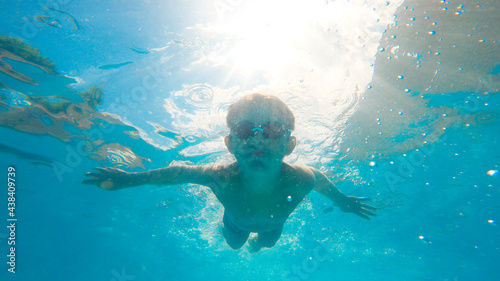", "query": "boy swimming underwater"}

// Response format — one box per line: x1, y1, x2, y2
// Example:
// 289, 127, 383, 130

83, 93, 376, 252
